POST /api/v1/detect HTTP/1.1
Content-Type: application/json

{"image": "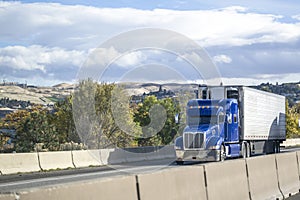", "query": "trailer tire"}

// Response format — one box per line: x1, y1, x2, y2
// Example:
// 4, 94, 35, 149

274, 141, 280, 153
